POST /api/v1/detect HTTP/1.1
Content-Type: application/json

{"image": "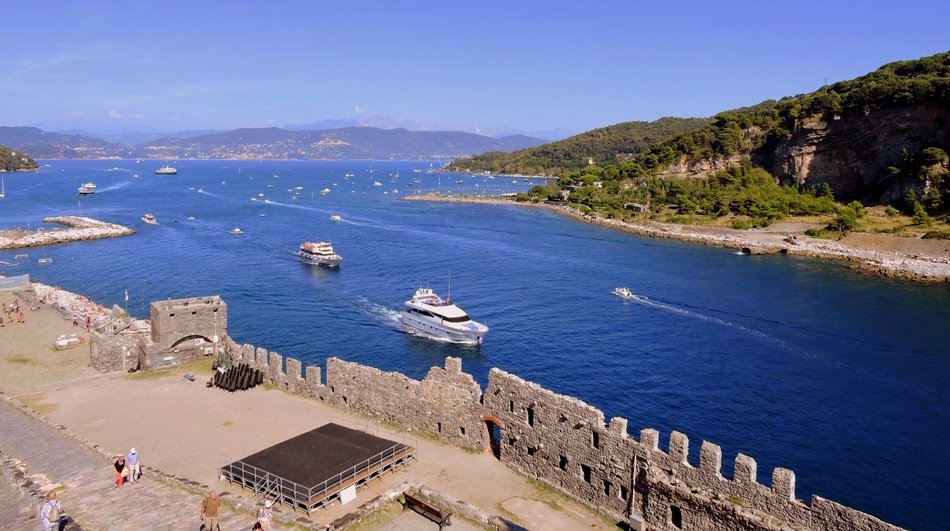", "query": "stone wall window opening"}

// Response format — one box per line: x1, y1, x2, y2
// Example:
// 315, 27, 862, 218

592, 430, 600, 449
191, 310, 197, 315
619, 484, 628, 501
485, 419, 502, 460
528, 446, 538, 456
559, 455, 568, 471
671, 505, 683, 528
581, 464, 592, 484
169, 313, 174, 317
459, 425, 465, 436
527, 406, 534, 427
509, 399, 514, 412
602, 479, 611, 496
438, 422, 442, 434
